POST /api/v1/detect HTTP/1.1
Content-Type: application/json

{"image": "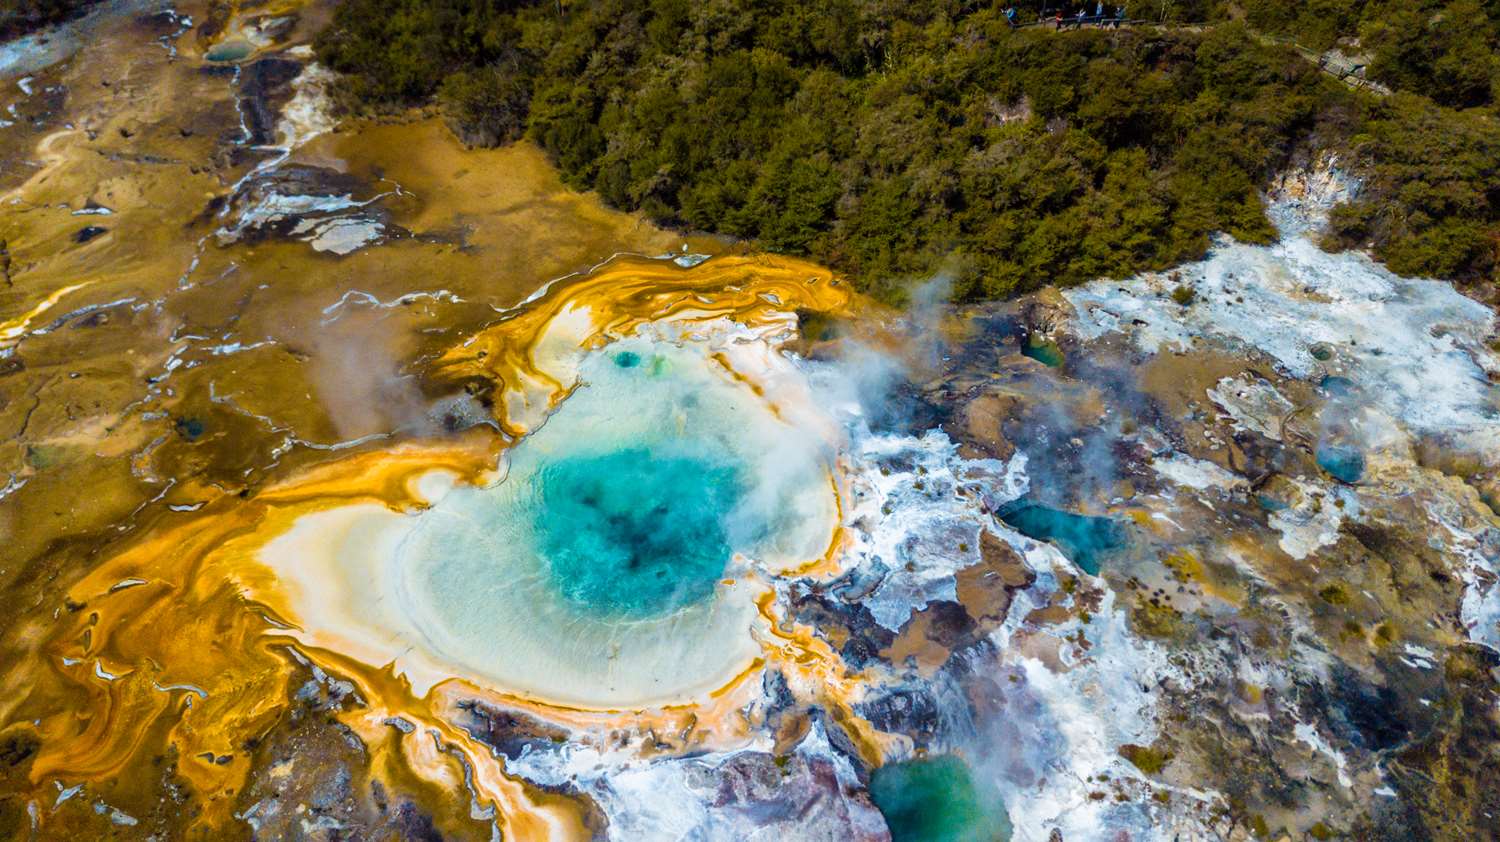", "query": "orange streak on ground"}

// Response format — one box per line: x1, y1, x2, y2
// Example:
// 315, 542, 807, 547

0, 253, 876, 838
753, 592, 901, 769
431, 254, 847, 436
